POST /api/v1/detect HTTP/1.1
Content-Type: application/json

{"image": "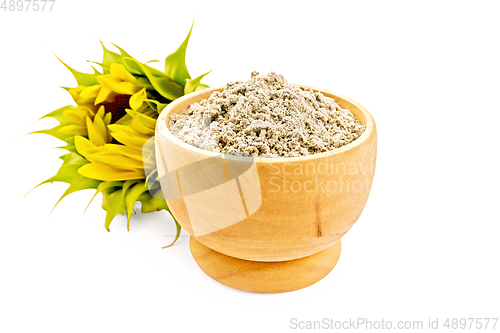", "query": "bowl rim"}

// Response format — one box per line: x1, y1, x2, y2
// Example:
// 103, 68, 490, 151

157, 85, 375, 164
